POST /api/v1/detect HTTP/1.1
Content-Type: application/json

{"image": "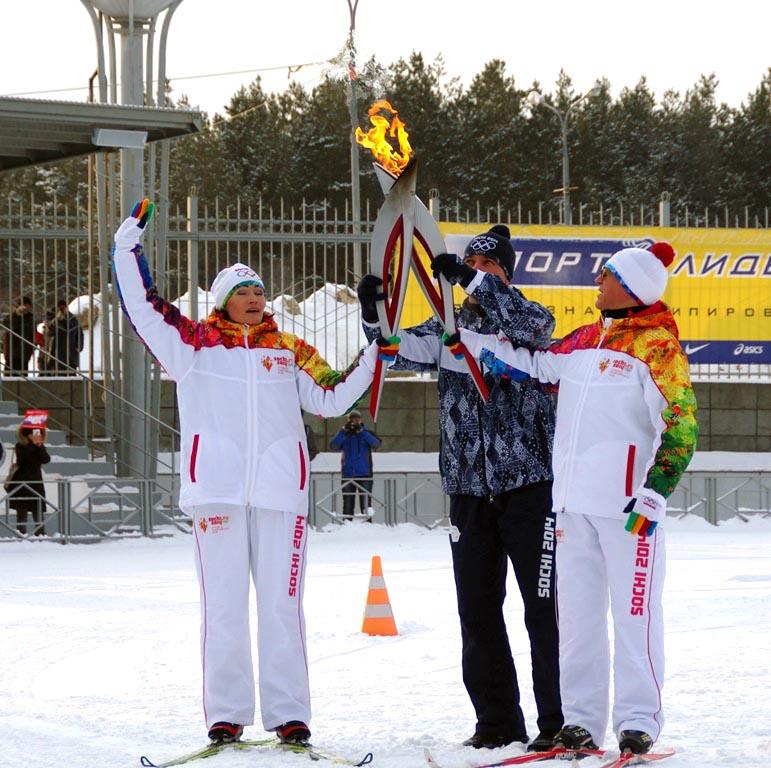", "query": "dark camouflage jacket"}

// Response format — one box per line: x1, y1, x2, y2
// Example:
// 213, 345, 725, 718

365, 274, 555, 496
